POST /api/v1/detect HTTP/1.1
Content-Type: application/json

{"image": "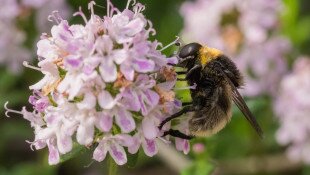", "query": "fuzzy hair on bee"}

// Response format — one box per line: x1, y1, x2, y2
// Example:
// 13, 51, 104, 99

159, 42, 263, 139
